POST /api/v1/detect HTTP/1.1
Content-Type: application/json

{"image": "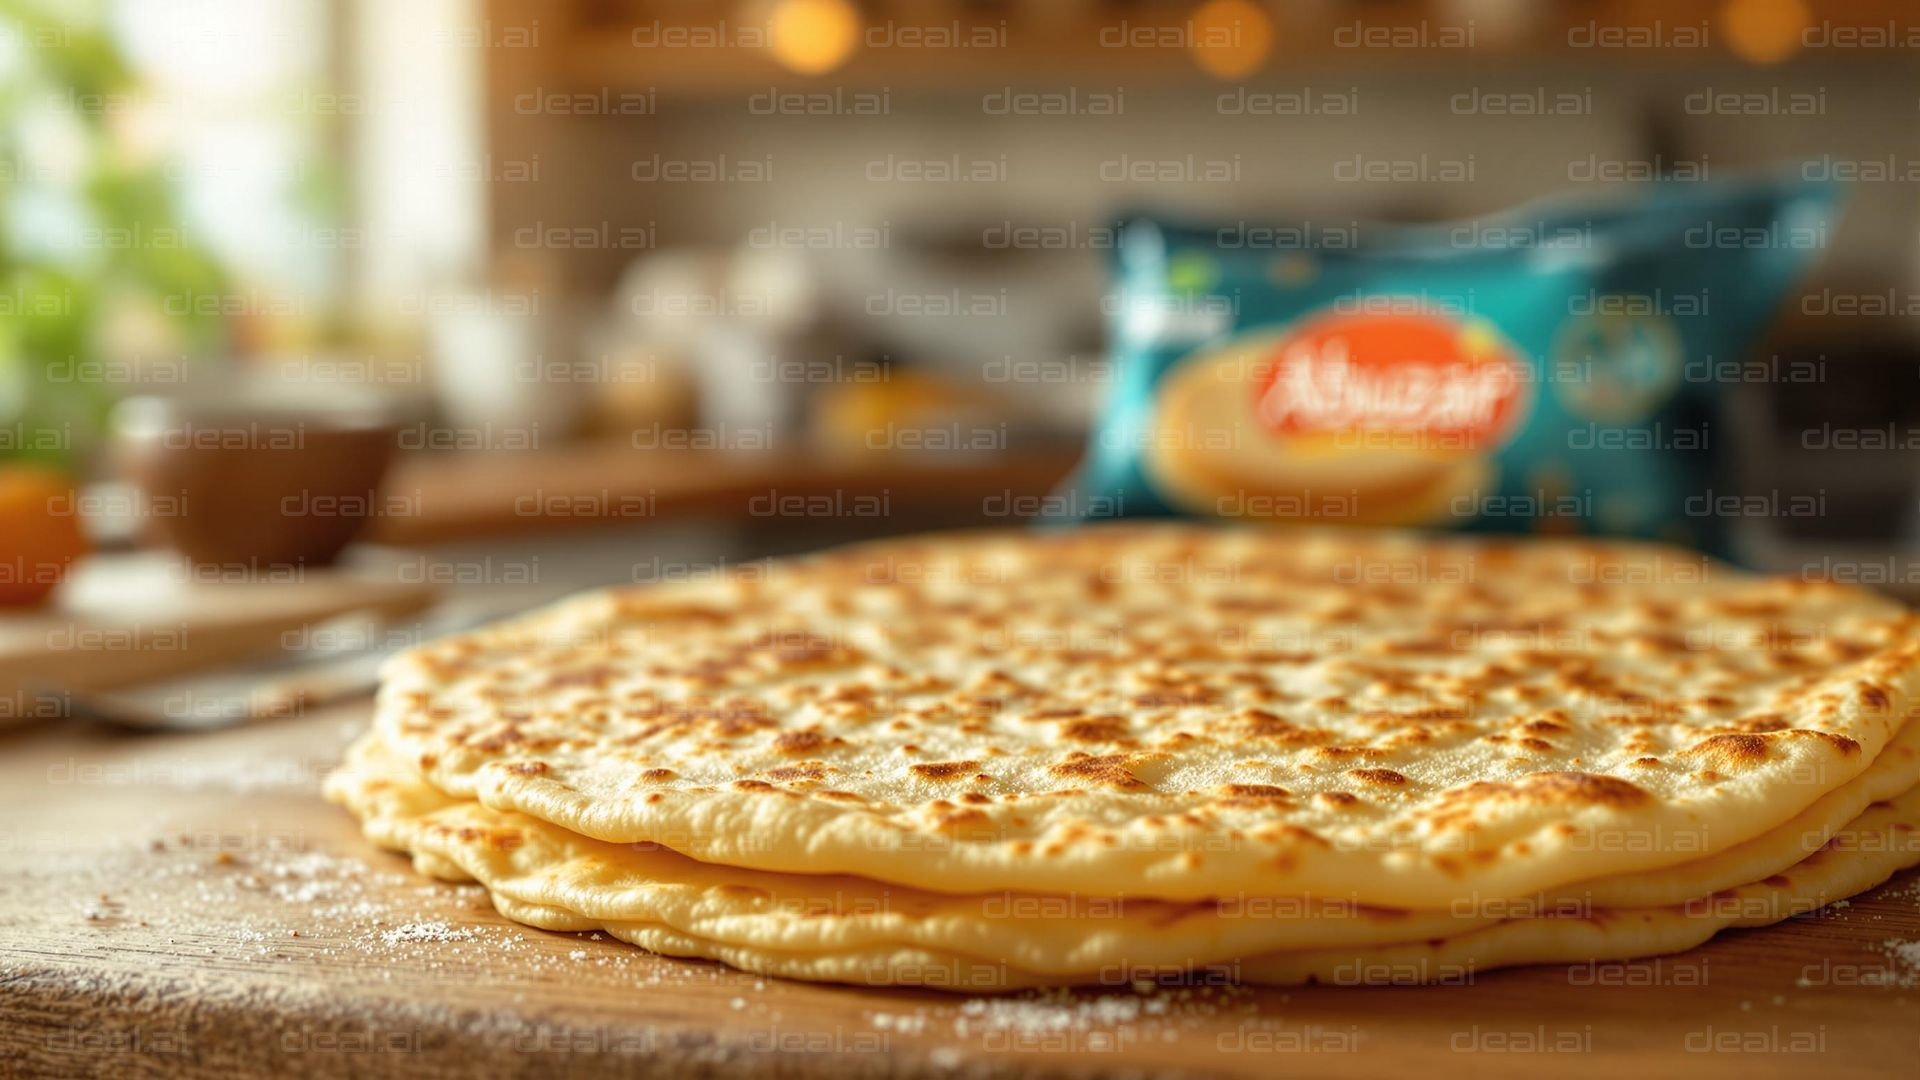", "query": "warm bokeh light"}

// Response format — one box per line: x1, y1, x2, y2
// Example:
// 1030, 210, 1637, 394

1720, 0, 1809, 65
1189, 0, 1274, 80
768, 0, 861, 75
